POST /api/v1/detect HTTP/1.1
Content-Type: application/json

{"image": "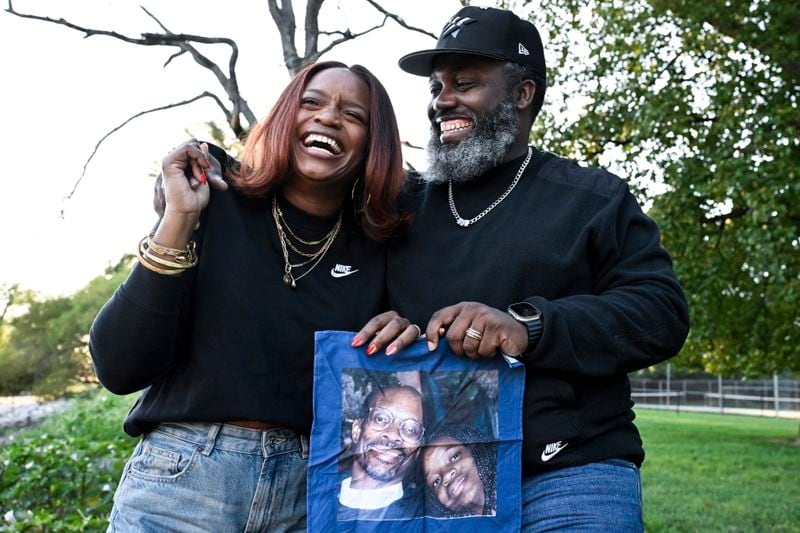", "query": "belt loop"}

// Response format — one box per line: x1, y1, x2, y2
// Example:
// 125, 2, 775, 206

300, 434, 309, 459
199, 423, 221, 456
